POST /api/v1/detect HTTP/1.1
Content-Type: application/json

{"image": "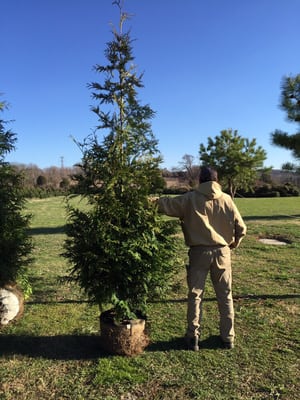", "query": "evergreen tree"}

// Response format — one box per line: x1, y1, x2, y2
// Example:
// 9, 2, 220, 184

271, 74, 300, 161
36, 175, 47, 187
63, 1, 179, 320
199, 129, 266, 198
0, 100, 32, 287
